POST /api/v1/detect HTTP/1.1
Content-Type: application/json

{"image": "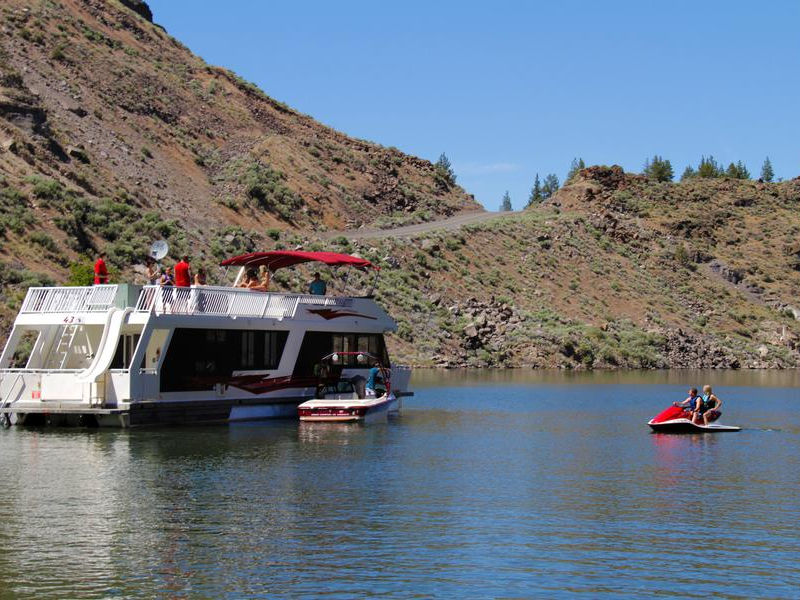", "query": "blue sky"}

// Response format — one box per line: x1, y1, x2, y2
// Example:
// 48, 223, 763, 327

148, 0, 800, 210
